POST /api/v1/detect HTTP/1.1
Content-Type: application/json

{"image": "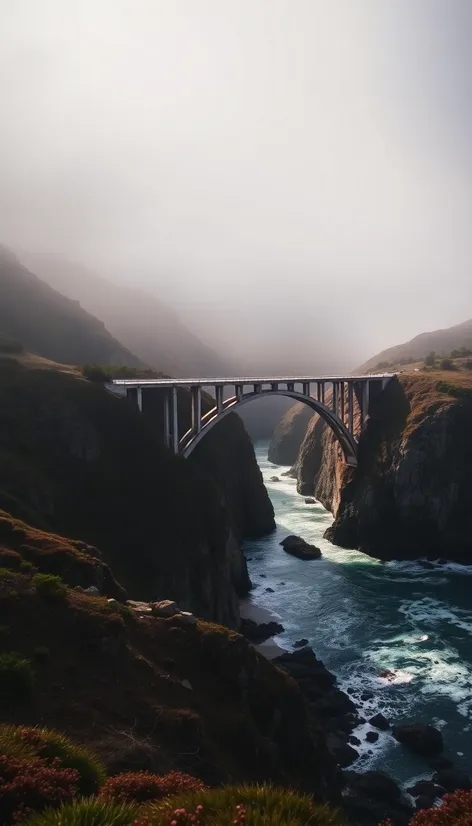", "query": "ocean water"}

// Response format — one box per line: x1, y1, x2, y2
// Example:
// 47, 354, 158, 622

243, 442, 472, 784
